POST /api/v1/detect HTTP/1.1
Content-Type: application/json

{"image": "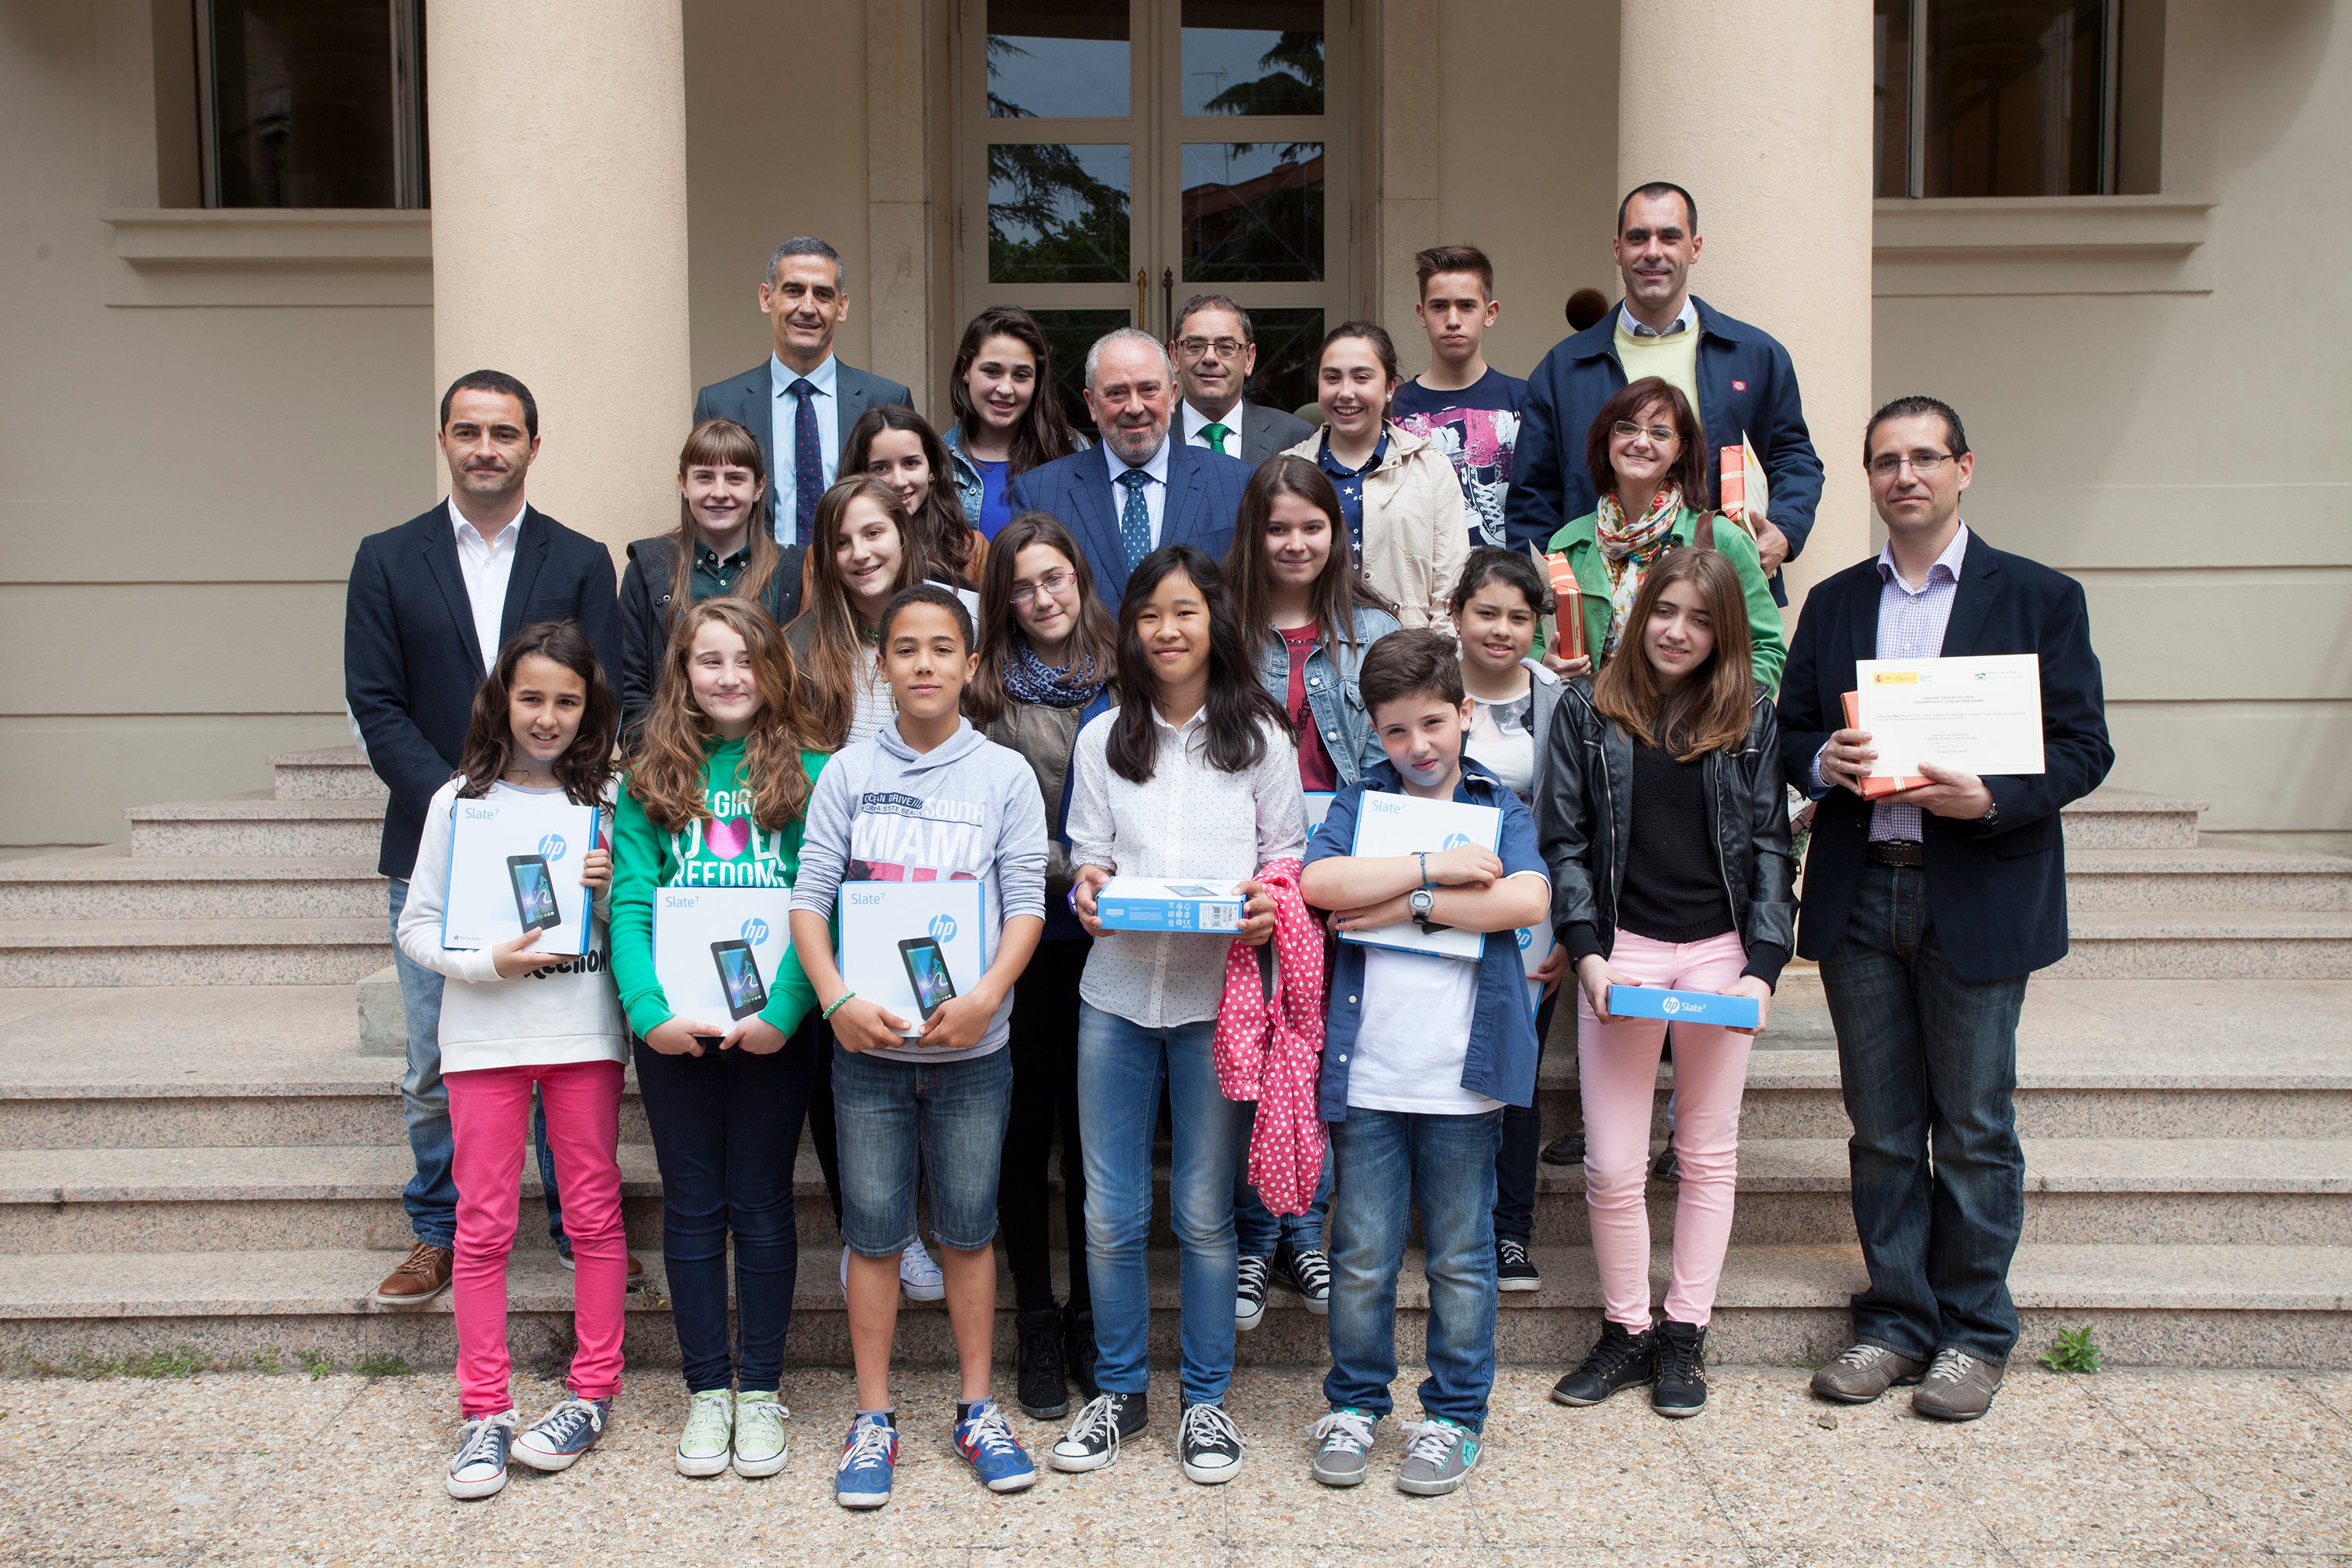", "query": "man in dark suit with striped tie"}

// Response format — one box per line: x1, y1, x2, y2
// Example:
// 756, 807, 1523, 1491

1003, 328, 1254, 603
